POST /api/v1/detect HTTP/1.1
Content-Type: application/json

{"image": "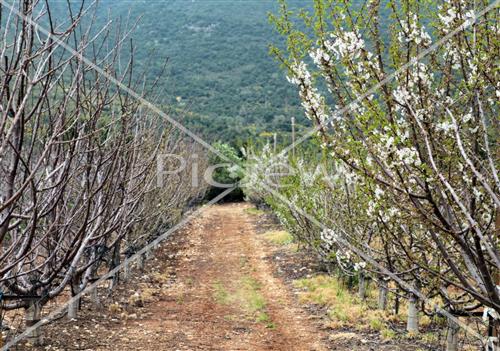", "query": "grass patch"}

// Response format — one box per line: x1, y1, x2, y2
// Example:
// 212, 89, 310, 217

381, 328, 396, 340
239, 256, 249, 268
294, 275, 387, 331
176, 293, 185, 305
263, 230, 293, 245
370, 317, 385, 331
244, 207, 265, 216
213, 281, 230, 304
256, 311, 271, 323
212, 276, 273, 326
266, 321, 276, 329
421, 332, 438, 344
185, 276, 195, 287
151, 271, 170, 284
236, 276, 266, 314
